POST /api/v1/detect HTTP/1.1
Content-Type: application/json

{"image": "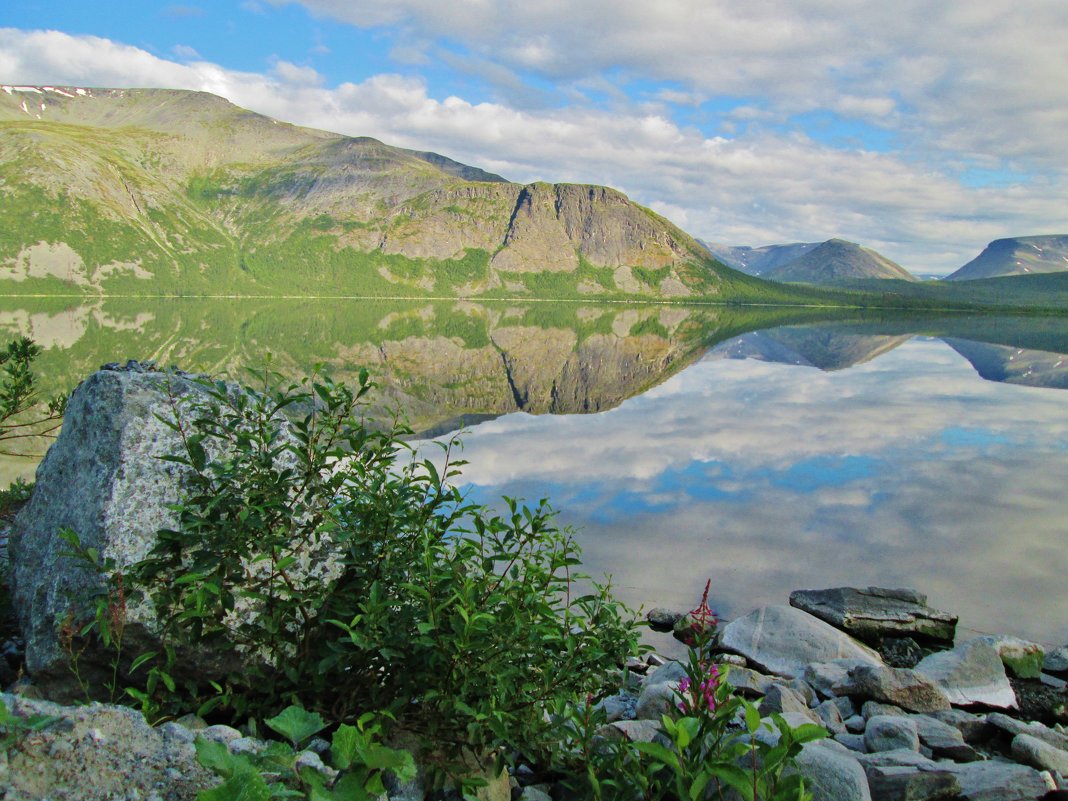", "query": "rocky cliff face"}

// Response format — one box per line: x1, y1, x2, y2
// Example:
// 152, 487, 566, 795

0, 86, 740, 299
